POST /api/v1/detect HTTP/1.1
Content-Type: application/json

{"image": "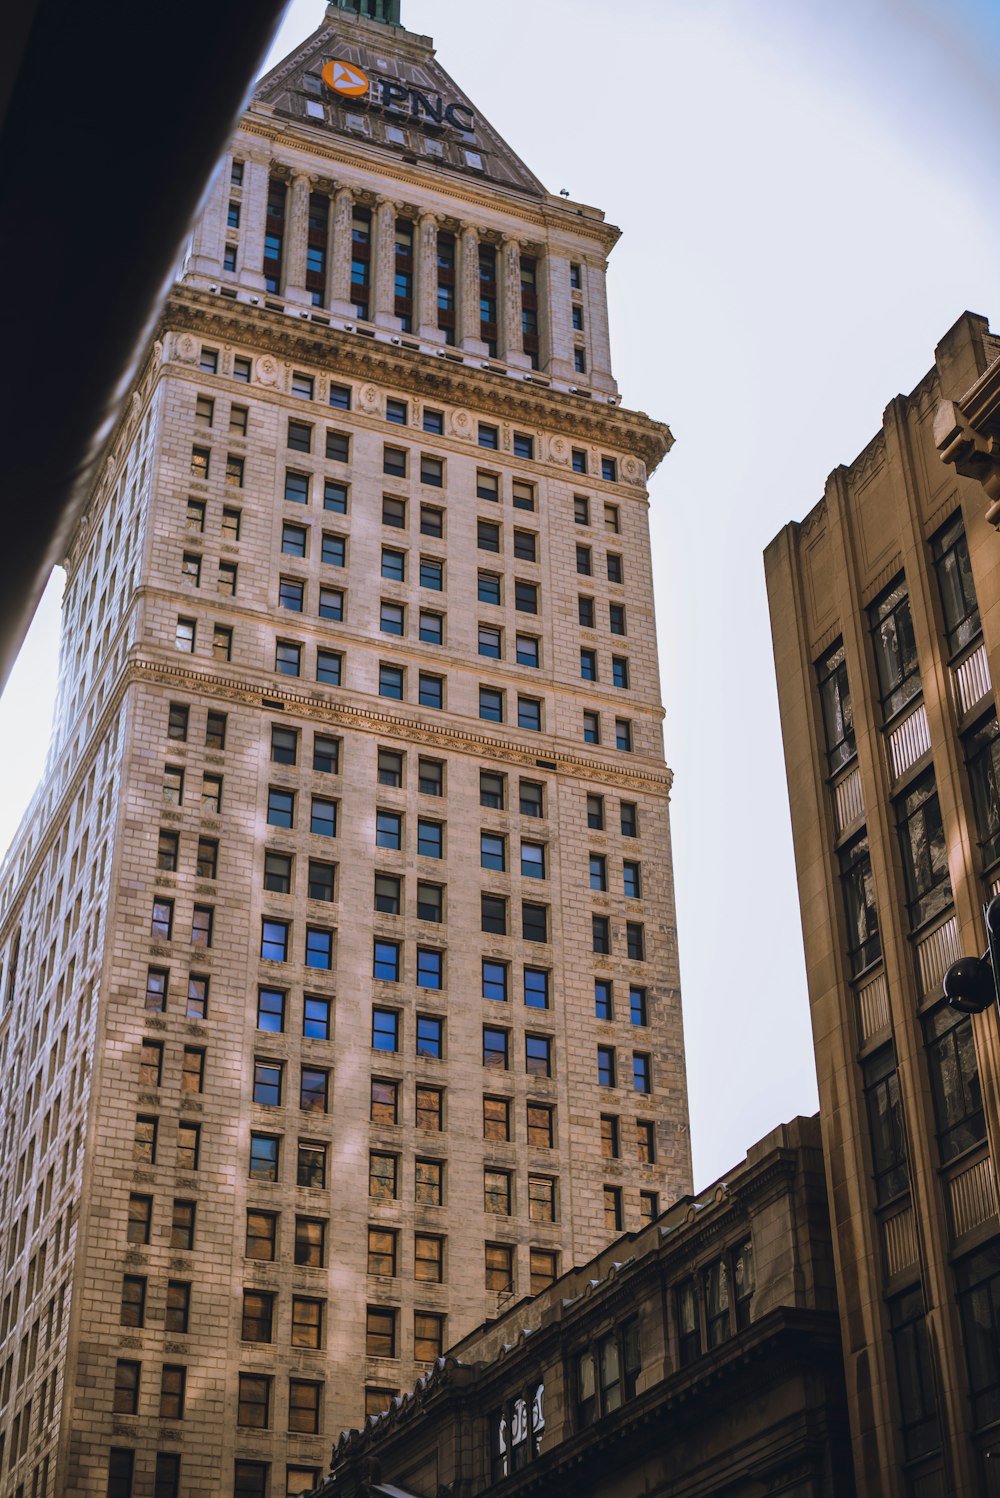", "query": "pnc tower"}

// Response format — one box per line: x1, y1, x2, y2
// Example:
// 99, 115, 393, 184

0, 4, 690, 1494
